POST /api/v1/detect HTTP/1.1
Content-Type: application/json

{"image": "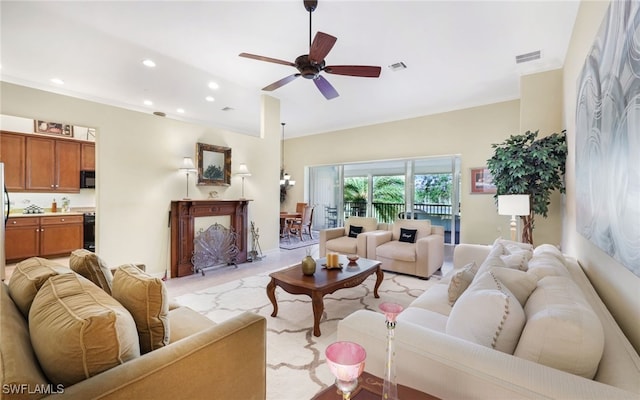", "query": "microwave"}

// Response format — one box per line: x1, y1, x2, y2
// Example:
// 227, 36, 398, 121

80, 170, 95, 188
